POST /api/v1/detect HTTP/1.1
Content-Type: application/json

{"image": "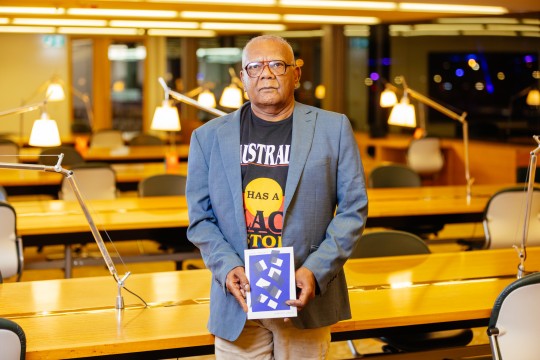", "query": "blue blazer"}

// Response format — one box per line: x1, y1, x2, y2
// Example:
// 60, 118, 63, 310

186, 101, 368, 341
